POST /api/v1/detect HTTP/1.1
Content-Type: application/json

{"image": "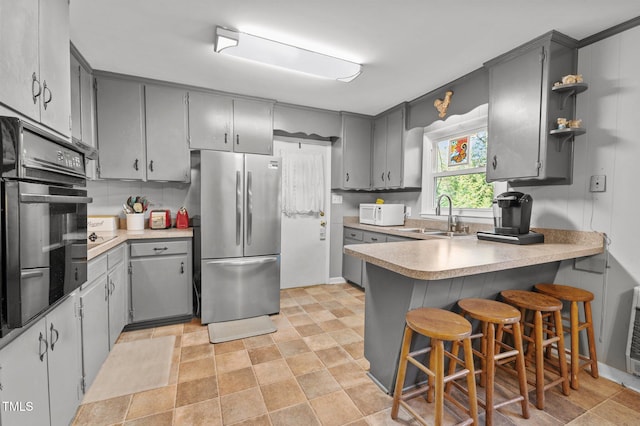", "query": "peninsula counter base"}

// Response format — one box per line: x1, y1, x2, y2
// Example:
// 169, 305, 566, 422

364, 261, 560, 394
